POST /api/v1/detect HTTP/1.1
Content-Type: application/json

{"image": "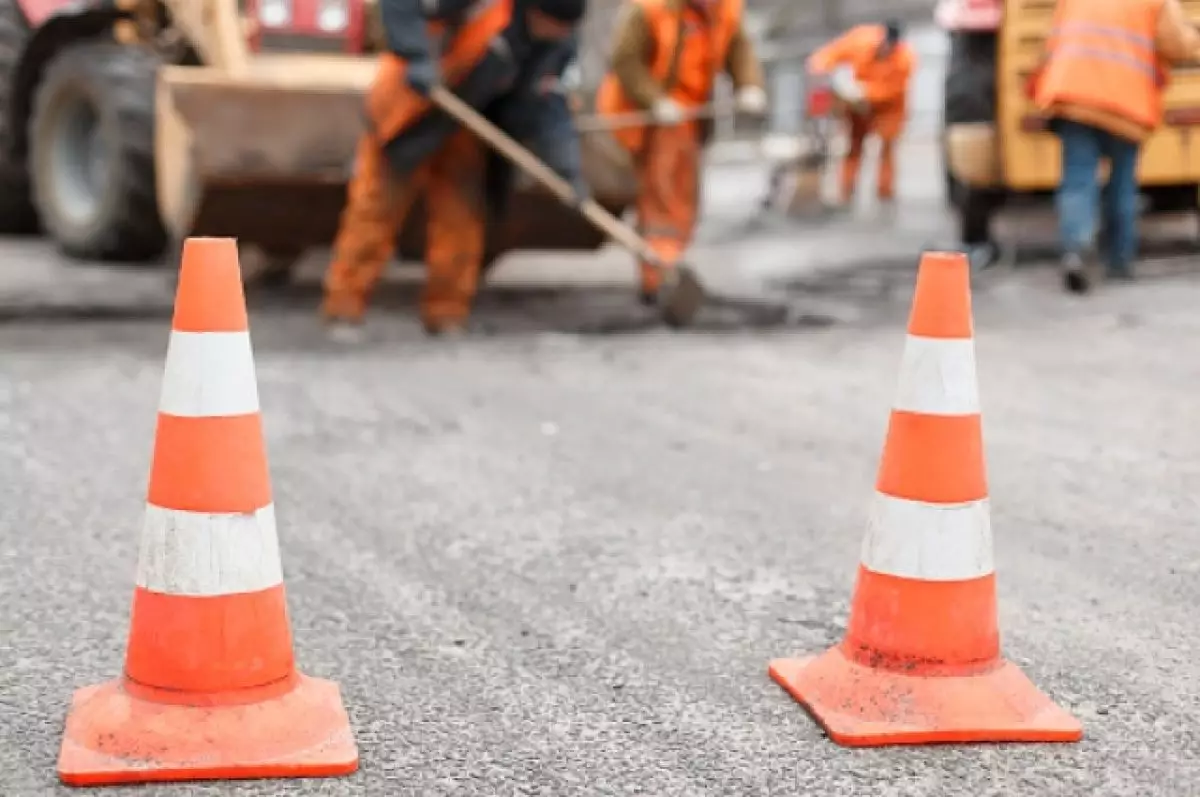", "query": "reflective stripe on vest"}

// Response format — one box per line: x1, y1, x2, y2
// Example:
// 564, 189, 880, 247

594, 0, 741, 153
1035, 1, 1164, 131
645, 0, 742, 106
1048, 21, 1158, 83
